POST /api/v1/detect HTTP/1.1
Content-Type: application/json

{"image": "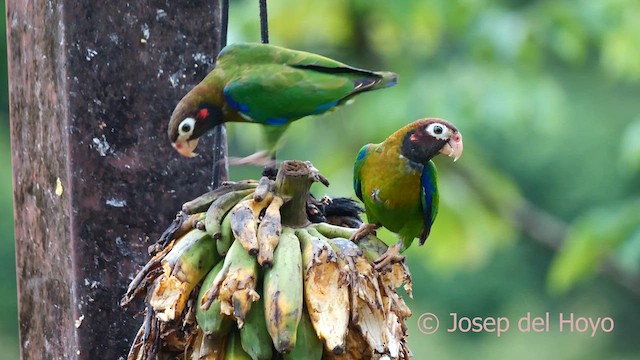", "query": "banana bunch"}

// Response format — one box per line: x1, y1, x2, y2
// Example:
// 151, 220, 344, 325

122, 164, 414, 360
